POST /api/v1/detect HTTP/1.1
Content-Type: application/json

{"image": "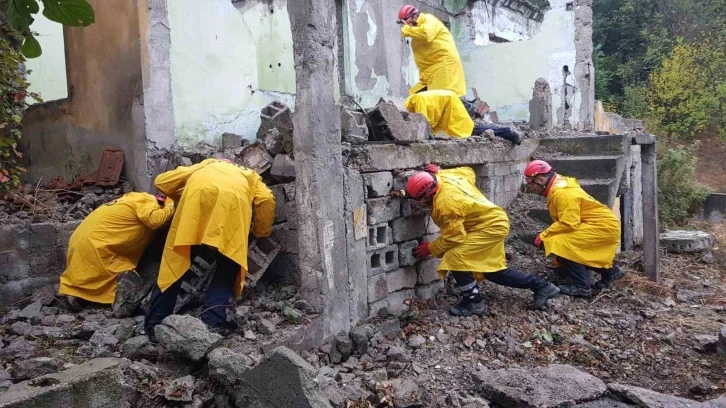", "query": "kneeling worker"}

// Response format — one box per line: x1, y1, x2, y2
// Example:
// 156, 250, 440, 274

400, 165, 559, 316
144, 158, 275, 336
404, 90, 522, 144
59, 193, 175, 305
522, 160, 624, 298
